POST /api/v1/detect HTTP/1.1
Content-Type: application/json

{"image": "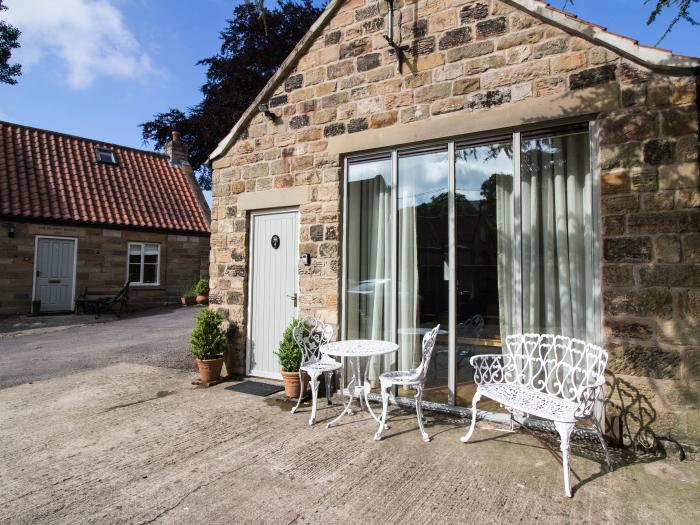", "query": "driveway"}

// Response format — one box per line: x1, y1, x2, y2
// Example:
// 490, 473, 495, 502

0, 307, 198, 389
0, 363, 698, 524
